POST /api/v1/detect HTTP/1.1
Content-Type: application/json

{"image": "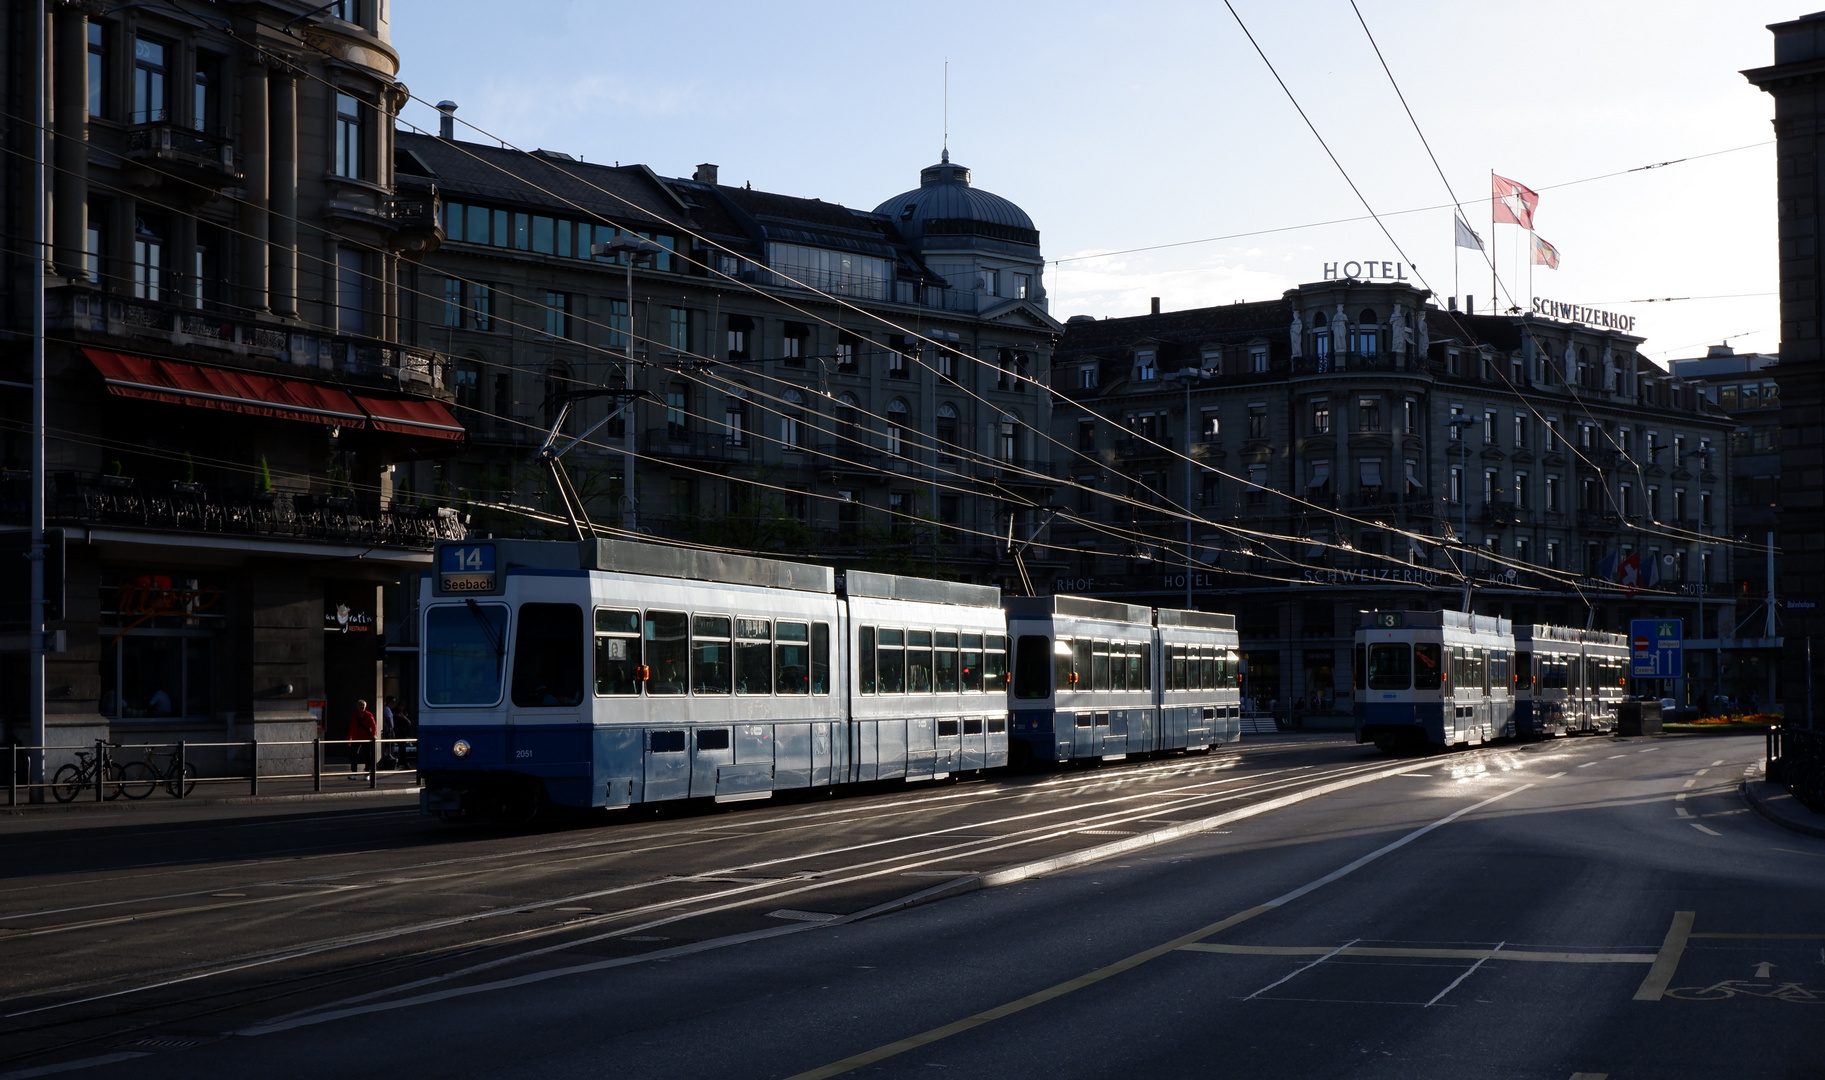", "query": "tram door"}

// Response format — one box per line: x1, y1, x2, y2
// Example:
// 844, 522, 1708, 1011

644, 729, 689, 801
